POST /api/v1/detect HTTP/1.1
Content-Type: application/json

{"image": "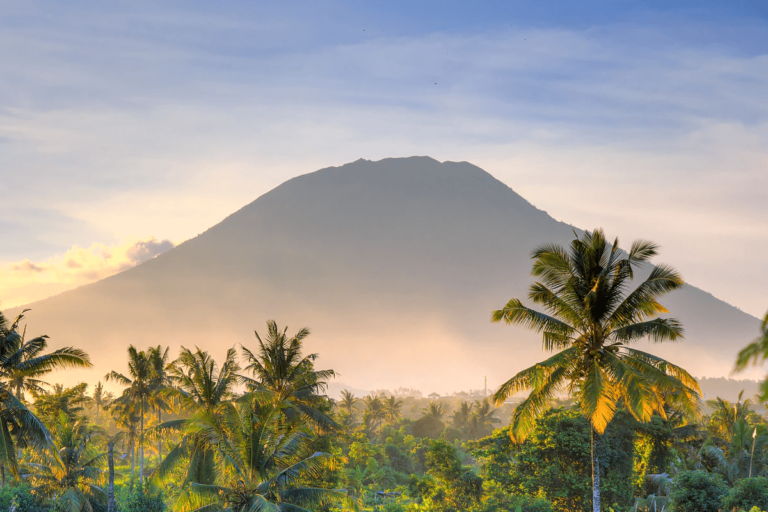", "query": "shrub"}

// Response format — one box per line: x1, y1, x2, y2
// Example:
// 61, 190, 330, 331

120, 484, 166, 512
0, 484, 50, 512
722, 477, 768, 512
668, 470, 728, 512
